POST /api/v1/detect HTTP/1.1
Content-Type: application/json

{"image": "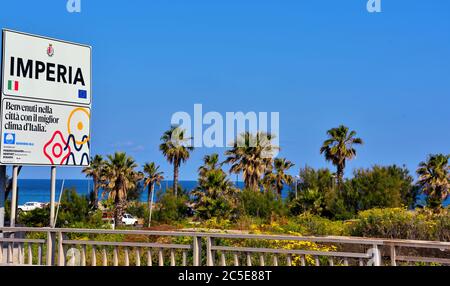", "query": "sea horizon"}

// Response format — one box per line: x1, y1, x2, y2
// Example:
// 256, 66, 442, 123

11, 179, 242, 205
